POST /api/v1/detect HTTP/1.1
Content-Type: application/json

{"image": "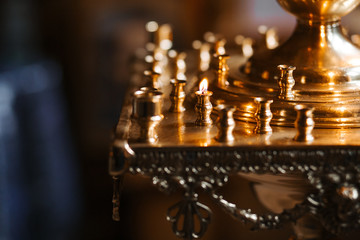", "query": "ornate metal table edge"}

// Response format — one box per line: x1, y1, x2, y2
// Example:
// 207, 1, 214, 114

110, 128, 360, 239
